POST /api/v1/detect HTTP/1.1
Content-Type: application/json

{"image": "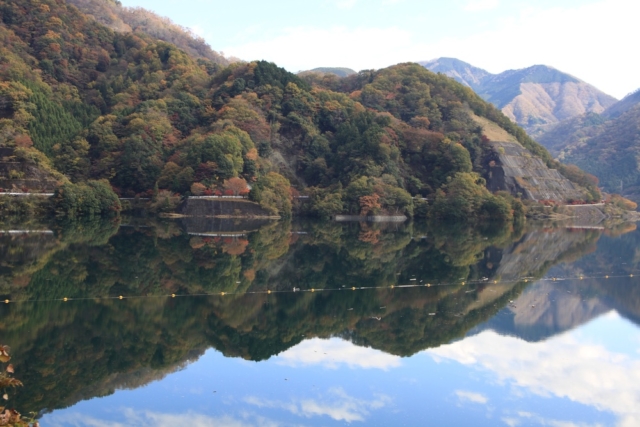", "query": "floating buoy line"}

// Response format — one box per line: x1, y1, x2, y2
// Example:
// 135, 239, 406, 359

0, 272, 637, 305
